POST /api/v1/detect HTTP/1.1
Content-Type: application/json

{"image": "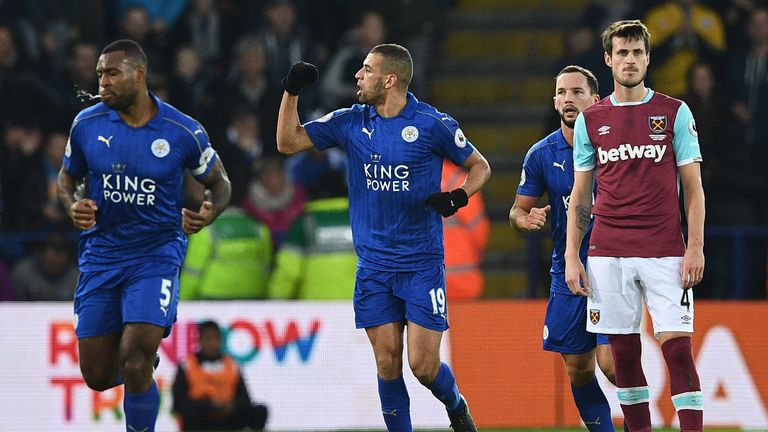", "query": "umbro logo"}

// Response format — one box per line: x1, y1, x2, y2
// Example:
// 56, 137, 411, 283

598, 126, 611, 136
552, 160, 566, 171
362, 127, 374, 139
98, 135, 113, 147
